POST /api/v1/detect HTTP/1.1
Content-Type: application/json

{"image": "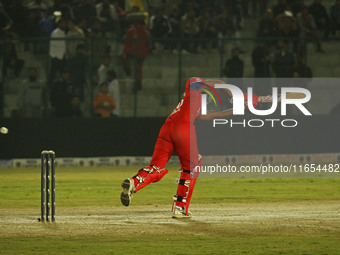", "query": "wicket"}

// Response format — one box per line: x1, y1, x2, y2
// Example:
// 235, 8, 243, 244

40, 150, 55, 222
